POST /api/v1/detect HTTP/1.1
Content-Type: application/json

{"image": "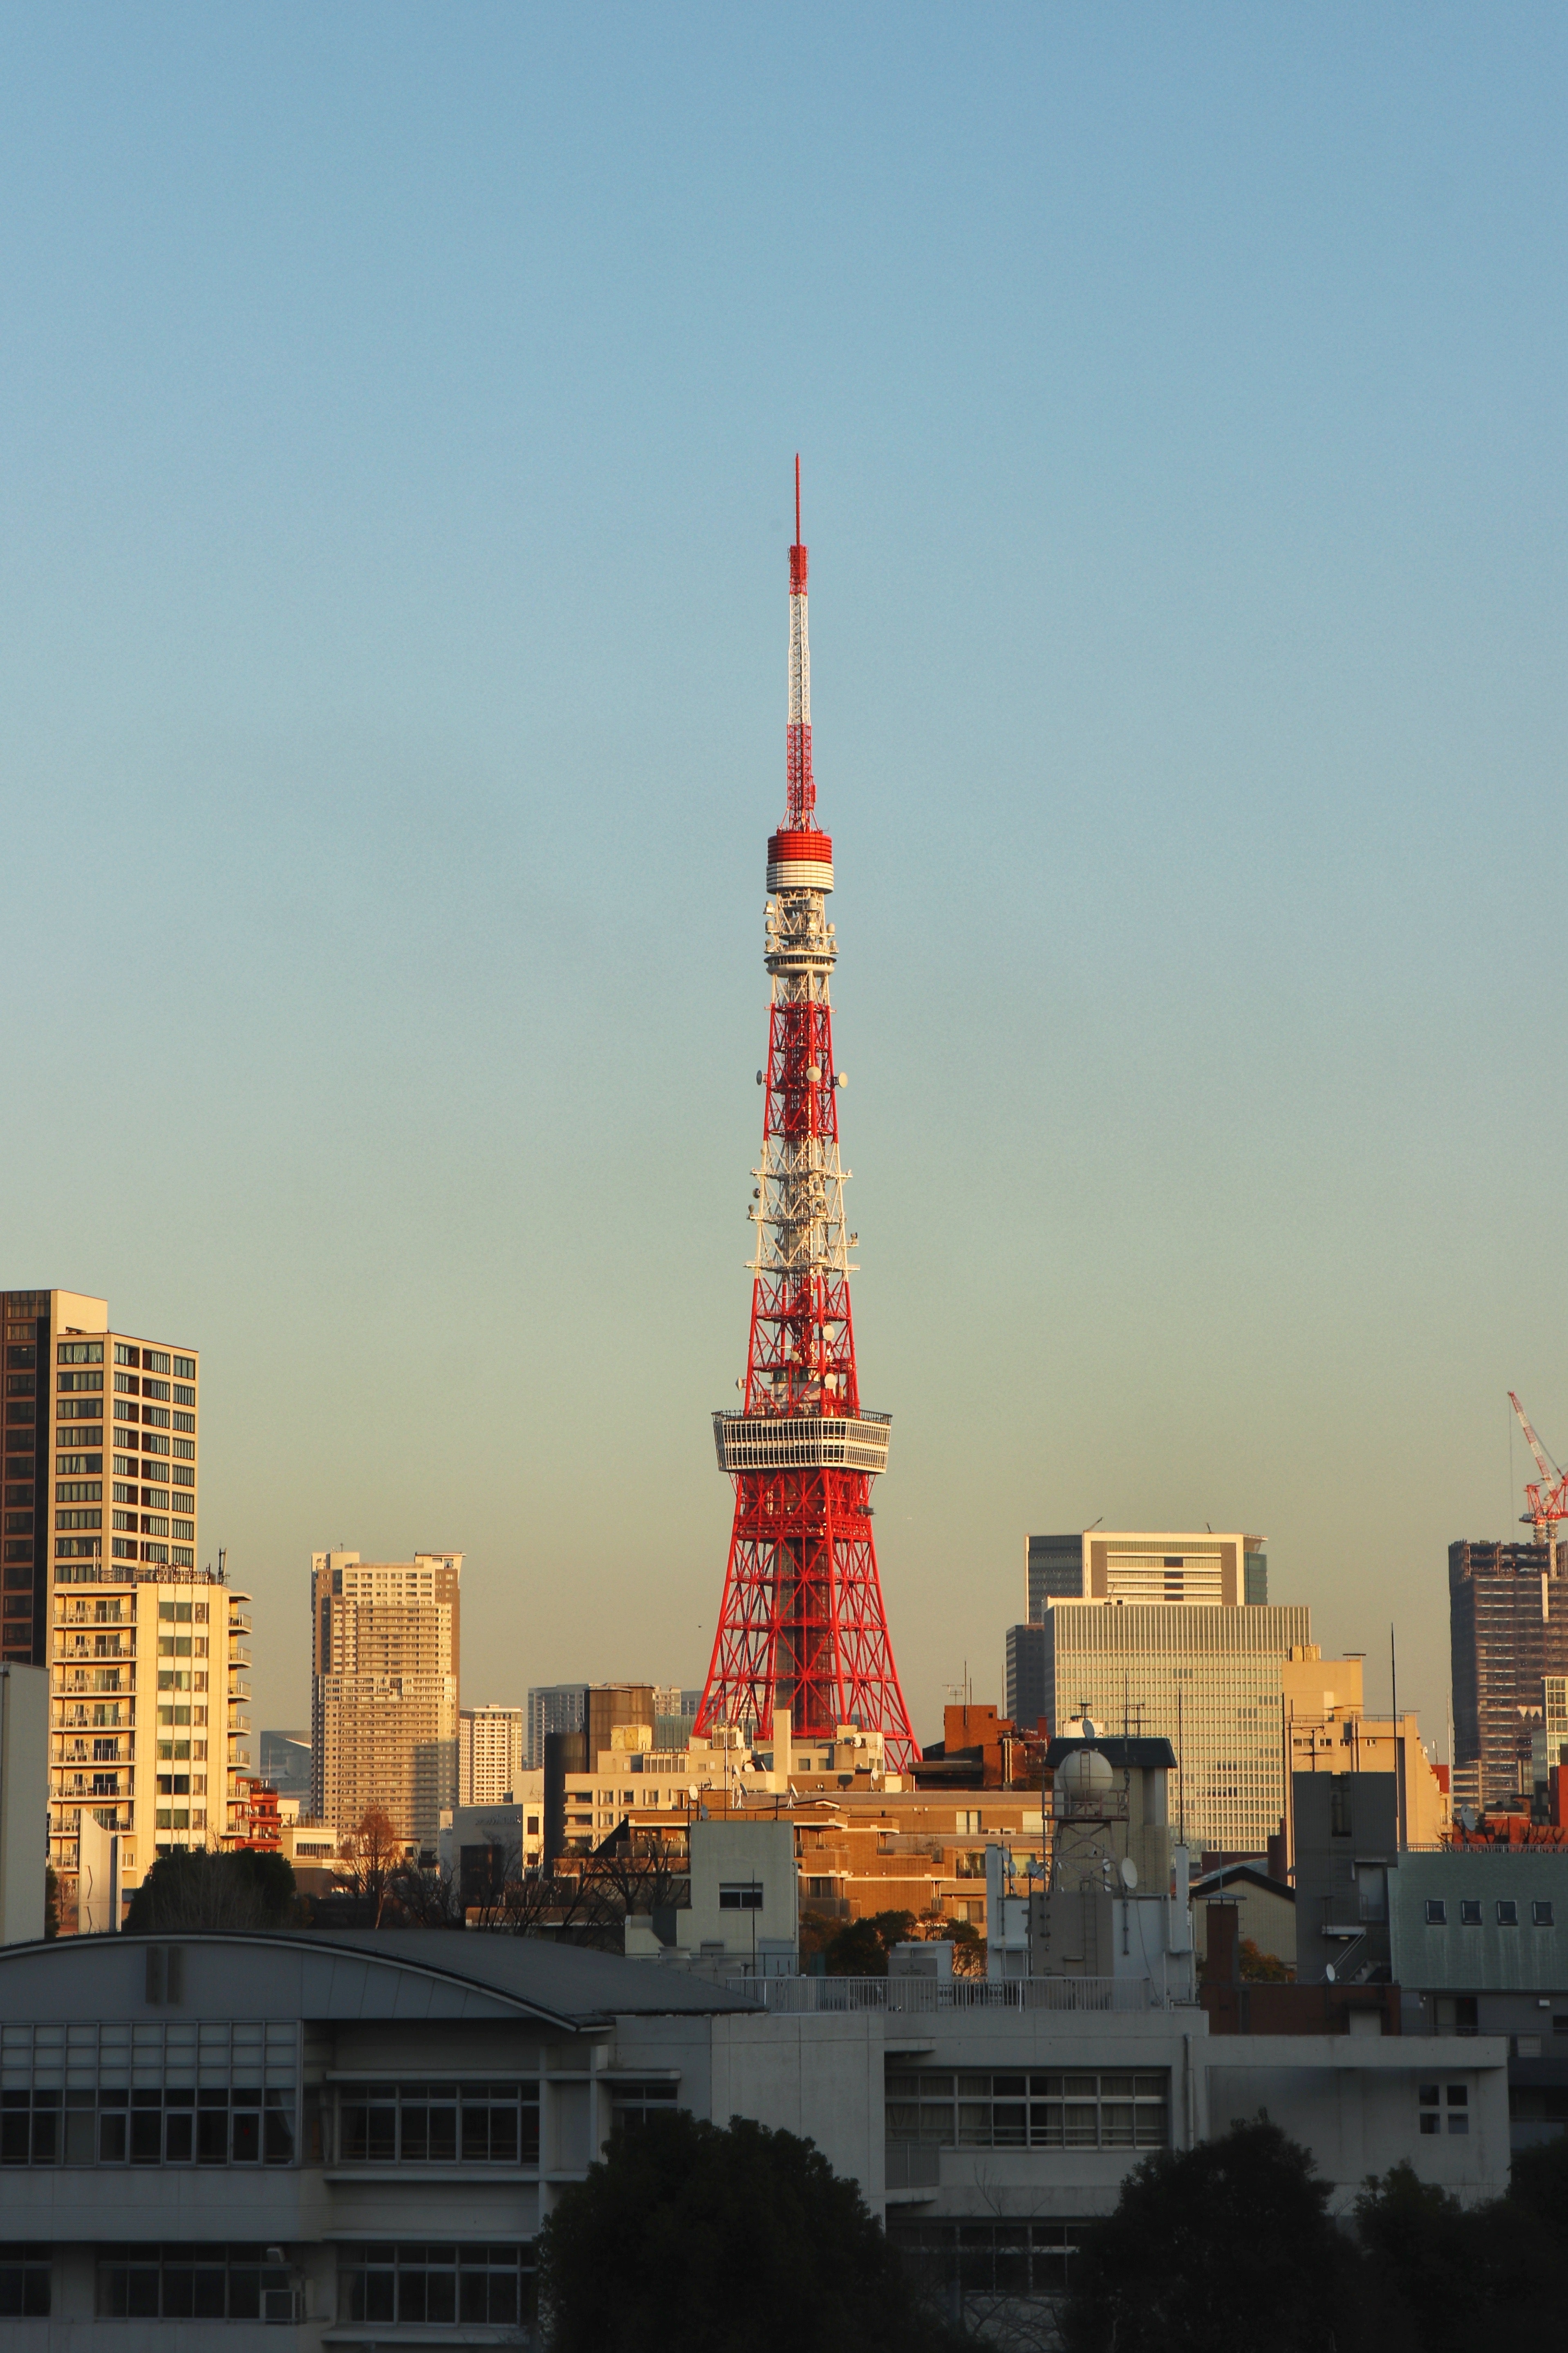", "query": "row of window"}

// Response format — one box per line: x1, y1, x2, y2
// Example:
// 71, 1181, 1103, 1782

885, 2070, 1169, 2152
341, 2243, 534, 2328
112, 1346, 195, 1378
99, 2245, 294, 2322
889, 2219, 1084, 2298
1425, 1898, 1554, 1927
338, 2082, 539, 2165
1, 2086, 295, 2168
